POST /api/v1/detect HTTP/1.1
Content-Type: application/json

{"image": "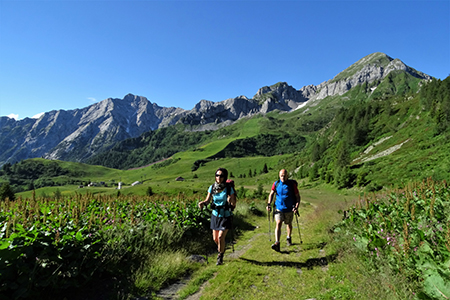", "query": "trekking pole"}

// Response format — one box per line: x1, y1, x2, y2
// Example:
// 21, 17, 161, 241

230, 215, 235, 252
295, 211, 303, 244
268, 207, 271, 241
